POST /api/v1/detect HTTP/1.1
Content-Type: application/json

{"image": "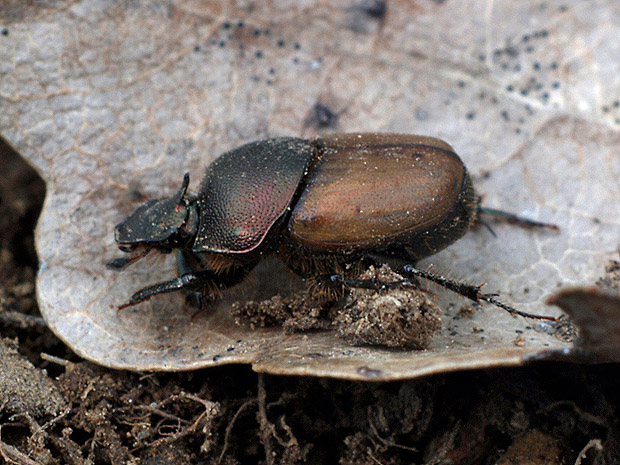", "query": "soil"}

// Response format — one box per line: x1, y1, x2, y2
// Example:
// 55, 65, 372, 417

232, 265, 442, 349
1, 138, 619, 464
